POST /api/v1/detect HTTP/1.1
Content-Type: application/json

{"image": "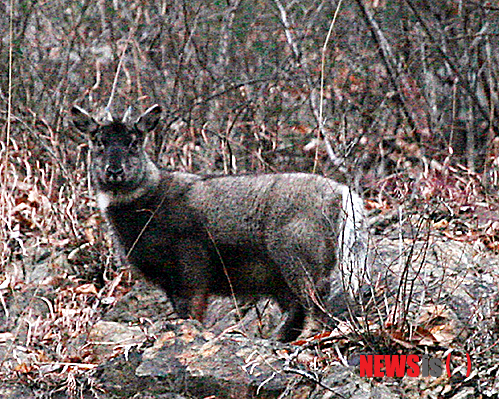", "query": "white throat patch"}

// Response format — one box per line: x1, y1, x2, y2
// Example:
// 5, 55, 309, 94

96, 157, 160, 211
